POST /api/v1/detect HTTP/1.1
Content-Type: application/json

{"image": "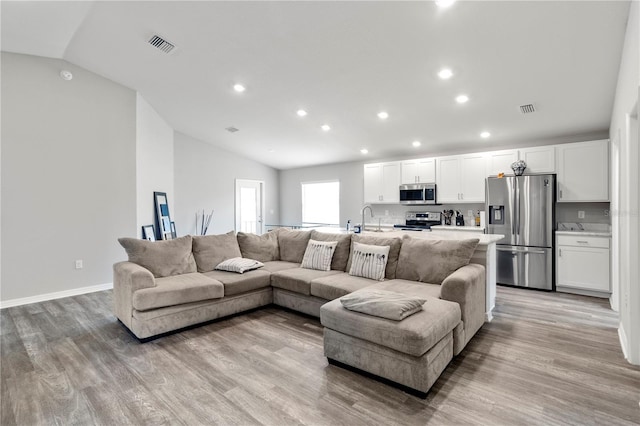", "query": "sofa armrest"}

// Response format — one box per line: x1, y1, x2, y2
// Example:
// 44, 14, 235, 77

440, 263, 485, 350
113, 261, 156, 329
